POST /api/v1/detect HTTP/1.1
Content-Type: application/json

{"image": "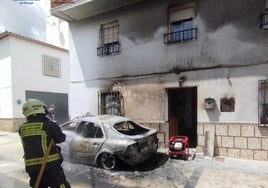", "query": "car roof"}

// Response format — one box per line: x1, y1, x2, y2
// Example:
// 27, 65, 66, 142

71, 115, 130, 125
